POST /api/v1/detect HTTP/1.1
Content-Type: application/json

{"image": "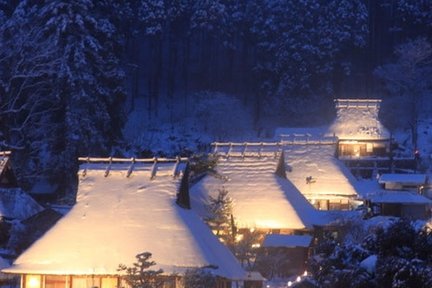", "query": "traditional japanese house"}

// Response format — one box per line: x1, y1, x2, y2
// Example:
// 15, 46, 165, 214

328, 99, 391, 159
3, 157, 258, 288
191, 143, 328, 276
194, 142, 326, 233
282, 143, 360, 211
